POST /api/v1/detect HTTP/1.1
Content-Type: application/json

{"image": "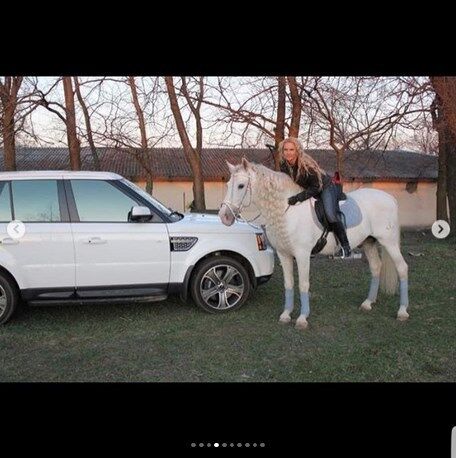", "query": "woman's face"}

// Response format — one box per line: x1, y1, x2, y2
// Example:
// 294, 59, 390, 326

283, 142, 298, 165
